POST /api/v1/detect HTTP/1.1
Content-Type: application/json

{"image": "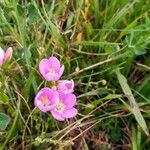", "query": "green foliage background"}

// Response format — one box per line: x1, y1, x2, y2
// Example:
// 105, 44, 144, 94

0, 0, 150, 149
